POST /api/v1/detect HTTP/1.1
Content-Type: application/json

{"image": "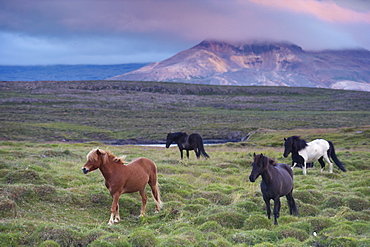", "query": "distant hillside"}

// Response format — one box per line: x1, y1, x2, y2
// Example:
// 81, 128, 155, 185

0, 63, 147, 81
108, 40, 370, 91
